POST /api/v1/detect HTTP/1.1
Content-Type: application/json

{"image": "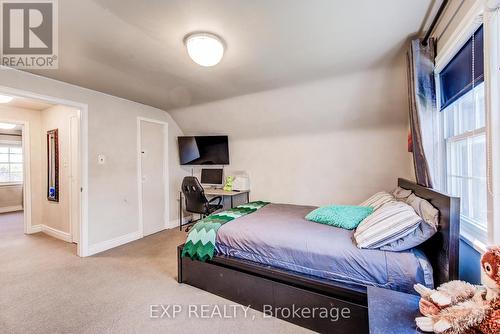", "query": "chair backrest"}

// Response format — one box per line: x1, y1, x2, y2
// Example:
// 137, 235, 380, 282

181, 176, 209, 214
